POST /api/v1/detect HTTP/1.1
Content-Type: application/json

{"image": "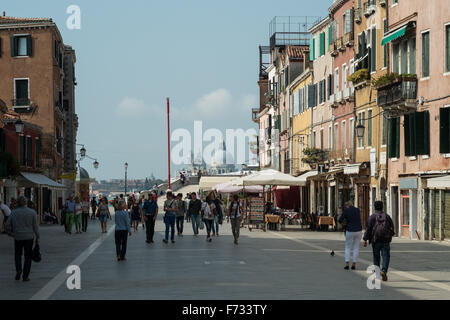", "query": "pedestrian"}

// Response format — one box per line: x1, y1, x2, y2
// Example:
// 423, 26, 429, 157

90, 196, 98, 220
74, 196, 83, 234
5, 196, 40, 282
113, 196, 119, 212
143, 194, 158, 243
64, 195, 76, 235
9, 198, 18, 210
226, 195, 242, 244
97, 197, 111, 233
1, 200, 12, 234
176, 193, 186, 237
338, 200, 363, 270
130, 198, 142, 232
209, 191, 223, 237
187, 192, 202, 236
114, 200, 132, 261
201, 196, 216, 242
81, 196, 90, 232
163, 191, 178, 244
363, 201, 395, 282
